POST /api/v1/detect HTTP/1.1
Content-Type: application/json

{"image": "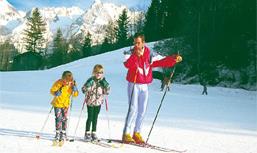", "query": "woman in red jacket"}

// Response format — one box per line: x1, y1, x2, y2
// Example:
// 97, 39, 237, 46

122, 33, 182, 144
